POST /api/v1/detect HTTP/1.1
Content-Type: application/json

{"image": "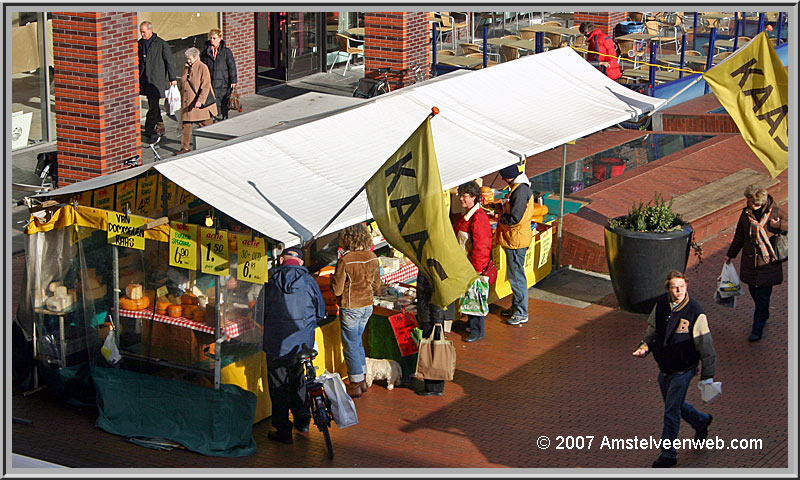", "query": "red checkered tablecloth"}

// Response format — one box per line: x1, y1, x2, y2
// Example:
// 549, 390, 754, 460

380, 262, 419, 285
118, 309, 256, 340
